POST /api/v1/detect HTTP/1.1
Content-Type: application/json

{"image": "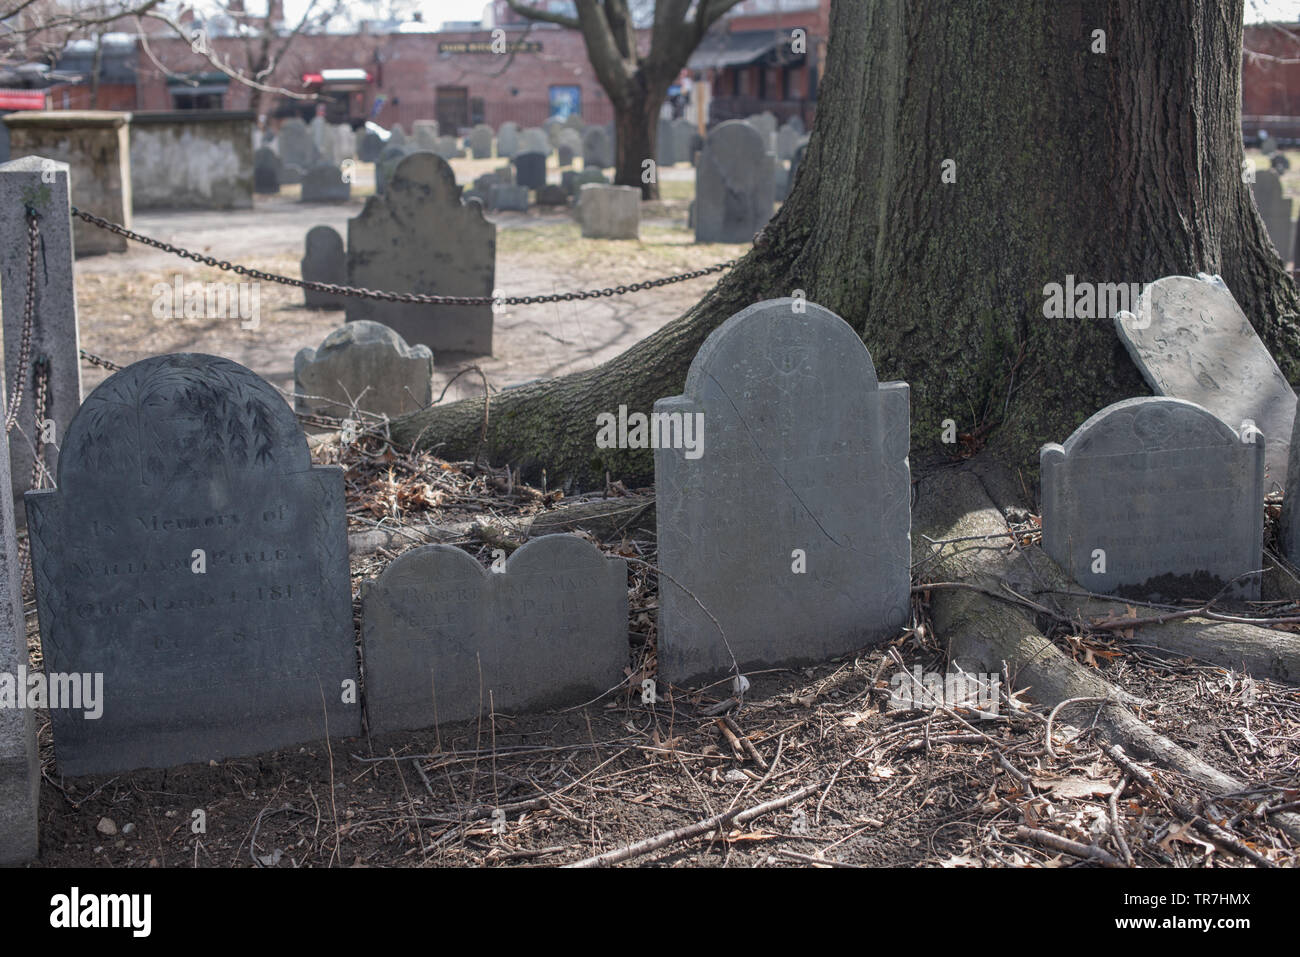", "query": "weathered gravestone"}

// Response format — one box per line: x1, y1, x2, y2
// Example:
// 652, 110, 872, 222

310, 115, 332, 164
0, 383, 37, 863
358, 131, 383, 163
537, 184, 568, 206
748, 111, 778, 150
577, 184, 640, 239
300, 163, 351, 203
777, 122, 800, 161
433, 135, 463, 160
375, 144, 408, 194
301, 225, 348, 310
563, 168, 608, 197
1270, 151, 1291, 176
280, 162, 305, 186
347, 152, 495, 355
544, 116, 565, 145
655, 299, 911, 685
278, 117, 319, 171
564, 114, 585, 132
1116, 274, 1296, 488
1041, 397, 1264, 602
295, 320, 433, 419
520, 128, 550, 156
490, 183, 530, 212
253, 146, 281, 193
556, 128, 582, 165
657, 117, 675, 166
1251, 168, 1293, 263
412, 120, 440, 152
362, 535, 628, 731
388, 124, 407, 149
497, 121, 520, 158
582, 126, 612, 169
25, 354, 360, 775
514, 150, 547, 190
469, 124, 494, 159
694, 120, 776, 243
672, 118, 697, 165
